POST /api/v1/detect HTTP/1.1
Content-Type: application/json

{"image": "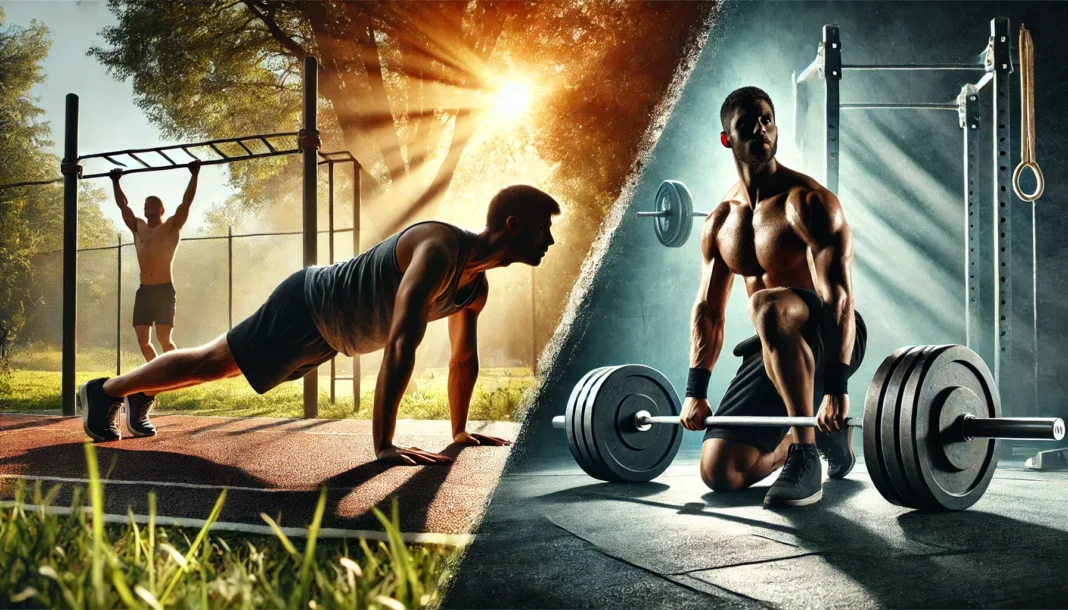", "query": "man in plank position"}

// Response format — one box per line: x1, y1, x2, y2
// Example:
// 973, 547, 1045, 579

109, 159, 201, 438
679, 87, 868, 507
80, 184, 560, 465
